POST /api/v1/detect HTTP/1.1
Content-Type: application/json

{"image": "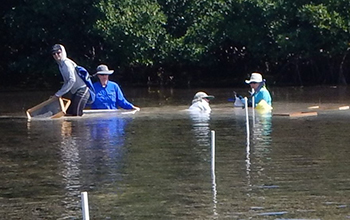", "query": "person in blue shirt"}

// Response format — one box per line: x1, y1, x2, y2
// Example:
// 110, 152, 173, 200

91, 64, 140, 111
234, 72, 272, 109
245, 72, 272, 107
245, 73, 272, 107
